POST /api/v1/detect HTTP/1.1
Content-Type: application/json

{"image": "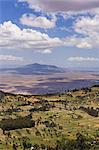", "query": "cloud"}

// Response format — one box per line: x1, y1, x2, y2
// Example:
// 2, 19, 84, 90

0, 17, 99, 52
0, 55, 23, 61
72, 14, 99, 48
67, 57, 99, 62
20, 13, 56, 29
61, 13, 99, 49
38, 49, 52, 54
18, 0, 99, 12
0, 21, 62, 51
18, 1, 99, 50
74, 15, 99, 36
65, 36, 94, 49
